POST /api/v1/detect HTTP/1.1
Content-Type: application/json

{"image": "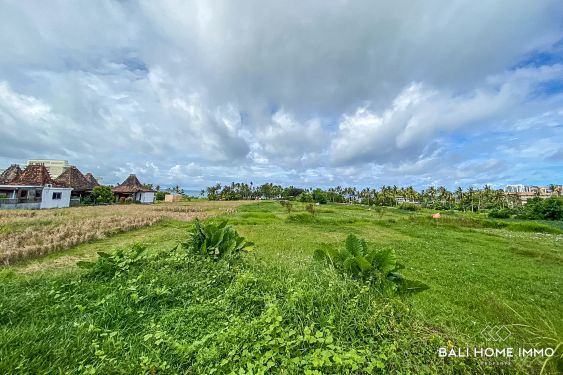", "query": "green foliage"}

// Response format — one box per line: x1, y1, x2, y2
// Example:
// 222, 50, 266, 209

517, 197, 563, 220
286, 213, 317, 224
77, 243, 147, 279
306, 203, 316, 215
155, 191, 167, 201
80, 194, 95, 205
91, 185, 113, 204
488, 208, 513, 218
185, 219, 253, 260
0, 204, 559, 374
312, 188, 328, 204
279, 199, 293, 213
398, 203, 420, 211
314, 234, 428, 293
298, 192, 314, 203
